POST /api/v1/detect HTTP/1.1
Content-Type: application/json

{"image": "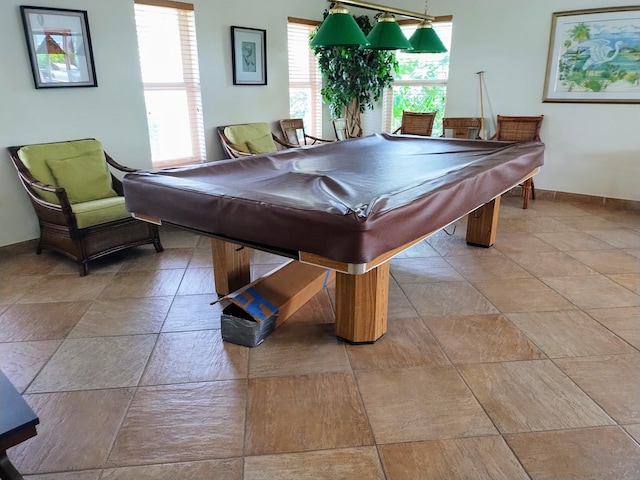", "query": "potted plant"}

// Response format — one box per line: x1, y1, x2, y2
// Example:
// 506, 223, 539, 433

311, 14, 398, 137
